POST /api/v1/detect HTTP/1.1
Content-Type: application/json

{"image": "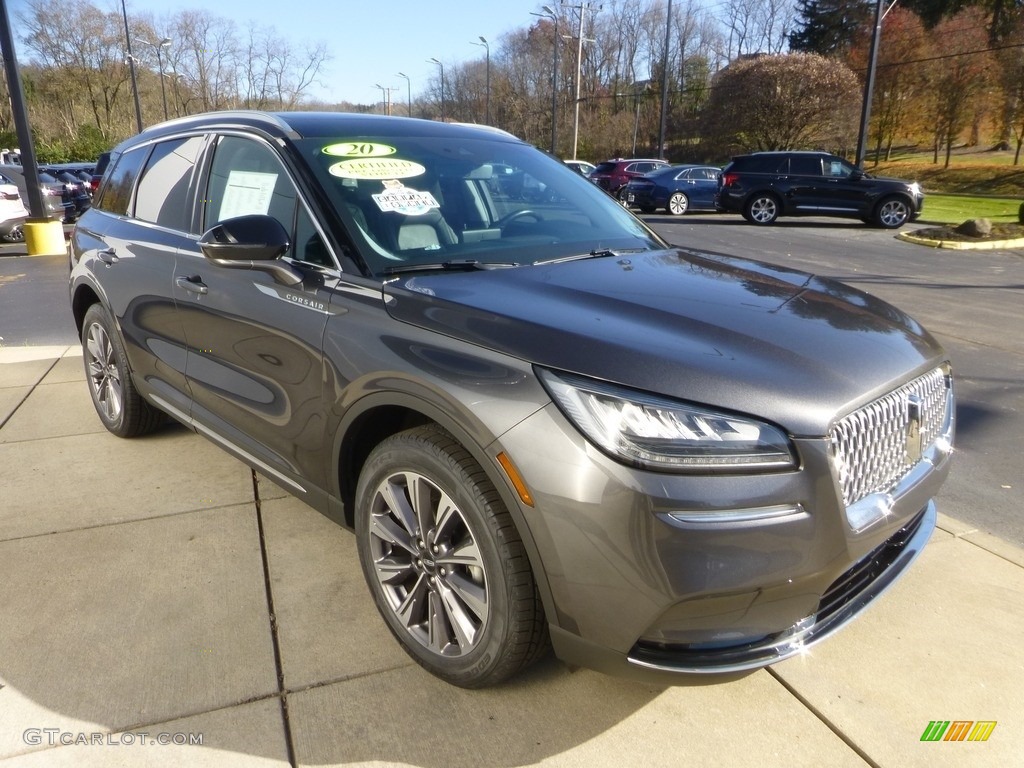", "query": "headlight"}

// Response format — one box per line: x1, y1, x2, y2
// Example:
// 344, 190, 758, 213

537, 369, 796, 472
